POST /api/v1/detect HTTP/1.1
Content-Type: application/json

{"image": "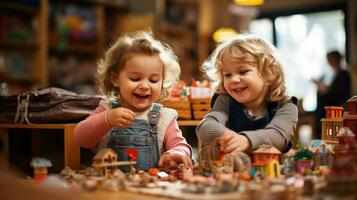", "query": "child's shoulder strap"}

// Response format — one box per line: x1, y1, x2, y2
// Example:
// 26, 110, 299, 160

149, 103, 162, 132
